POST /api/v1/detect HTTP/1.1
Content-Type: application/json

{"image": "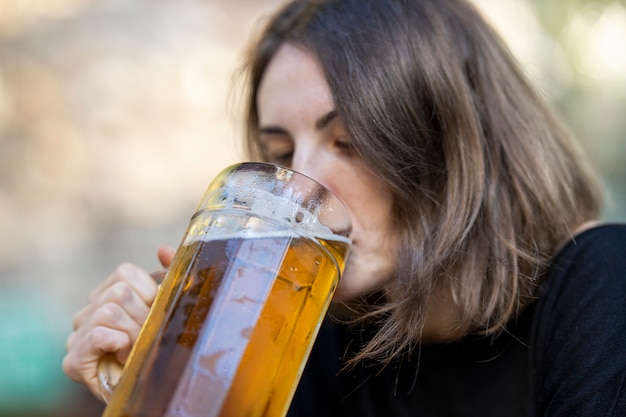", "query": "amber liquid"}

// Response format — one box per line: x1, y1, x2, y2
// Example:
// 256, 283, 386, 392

102, 215, 349, 417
